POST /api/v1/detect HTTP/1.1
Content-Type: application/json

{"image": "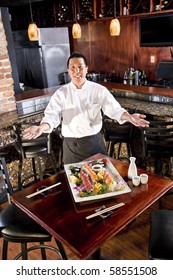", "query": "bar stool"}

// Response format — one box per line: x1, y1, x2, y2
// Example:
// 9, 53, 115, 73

141, 120, 173, 208
102, 115, 134, 159
140, 120, 173, 175
0, 156, 67, 260
12, 123, 58, 190
149, 210, 173, 260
